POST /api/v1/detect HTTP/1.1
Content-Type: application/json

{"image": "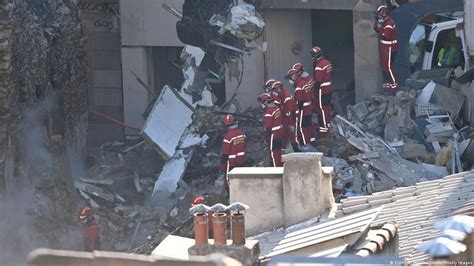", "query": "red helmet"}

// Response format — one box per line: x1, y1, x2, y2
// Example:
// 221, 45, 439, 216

286, 68, 298, 80
377, 5, 388, 13
292, 63, 304, 74
264, 79, 276, 88
258, 92, 273, 104
271, 81, 283, 91
223, 114, 234, 126
79, 207, 92, 220
311, 46, 323, 62
191, 196, 205, 207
